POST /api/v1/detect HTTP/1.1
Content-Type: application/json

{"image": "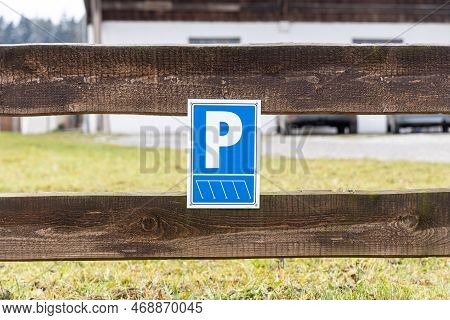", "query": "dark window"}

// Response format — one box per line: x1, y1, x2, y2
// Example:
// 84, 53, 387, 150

189, 37, 241, 44
353, 38, 403, 44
